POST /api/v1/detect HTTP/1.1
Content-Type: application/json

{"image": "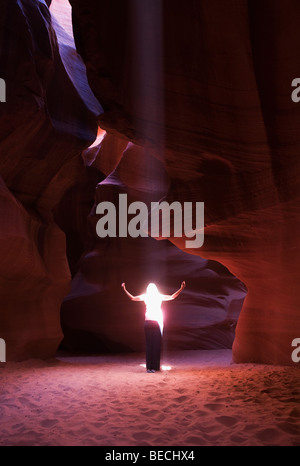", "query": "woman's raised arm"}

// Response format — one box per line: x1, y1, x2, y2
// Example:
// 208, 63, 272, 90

121, 283, 144, 302
162, 281, 186, 301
